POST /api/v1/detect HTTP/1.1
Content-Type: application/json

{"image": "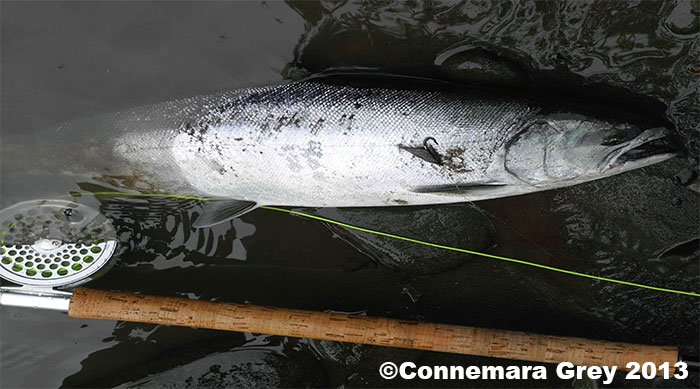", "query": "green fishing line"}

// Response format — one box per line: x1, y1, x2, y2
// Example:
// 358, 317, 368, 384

68, 191, 700, 297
